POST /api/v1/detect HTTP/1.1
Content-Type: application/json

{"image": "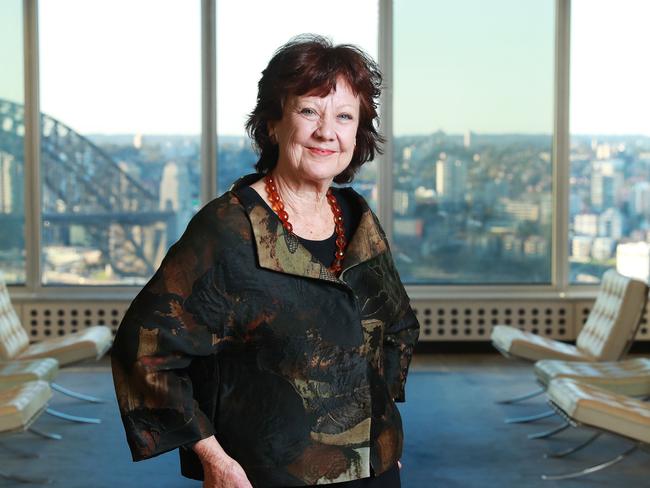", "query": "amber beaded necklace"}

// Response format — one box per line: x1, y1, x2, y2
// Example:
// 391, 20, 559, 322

264, 174, 346, 274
